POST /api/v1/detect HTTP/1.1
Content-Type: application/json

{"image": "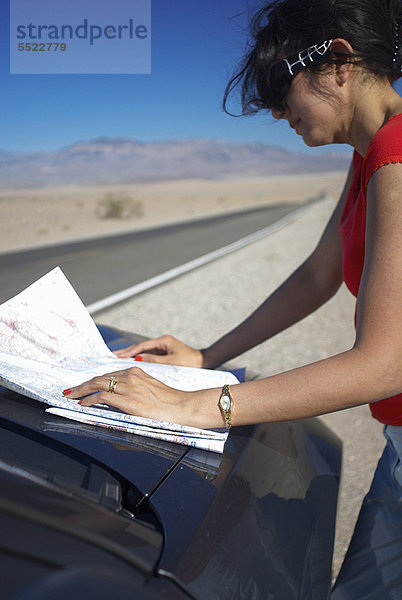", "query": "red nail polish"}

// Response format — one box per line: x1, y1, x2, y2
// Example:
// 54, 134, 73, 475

63, 389, 71, 395
78, 400, 82, 405
135, 356, 143, 361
